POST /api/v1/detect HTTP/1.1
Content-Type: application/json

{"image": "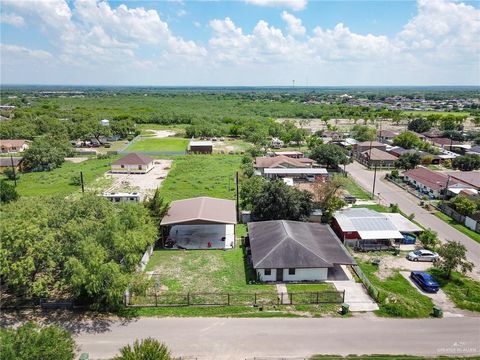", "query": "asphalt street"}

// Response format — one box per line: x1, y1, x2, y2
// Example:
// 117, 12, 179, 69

73, 316, 480, 359
346, 161, 480, 280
